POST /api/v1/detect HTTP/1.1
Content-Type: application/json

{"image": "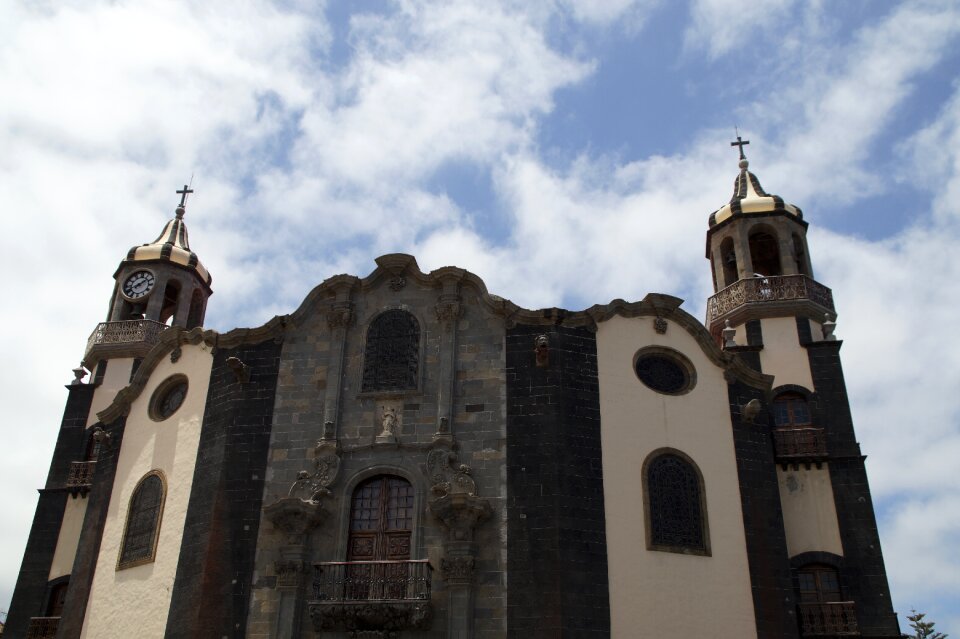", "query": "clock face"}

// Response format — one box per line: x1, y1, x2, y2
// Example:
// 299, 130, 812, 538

122, 270, 156, 300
